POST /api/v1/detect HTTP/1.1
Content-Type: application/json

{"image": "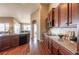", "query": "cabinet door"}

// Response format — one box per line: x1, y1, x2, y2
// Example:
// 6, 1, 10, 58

50, 40, 53, 54
0, 39, 1, 50
1, 36, 11, 50
54, 6, 59, 27
46, 37, 49, 49
48, 38, 53, 54
59, 46, 73, 55
59, 3, 68, 27
71, 3, 79, 25
26, 34, 30, 43
10, 35, 19, 47
53, 41, 59, 55
44, 35, 49, 49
